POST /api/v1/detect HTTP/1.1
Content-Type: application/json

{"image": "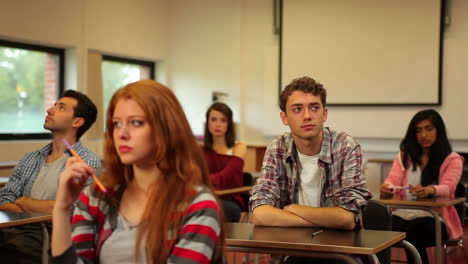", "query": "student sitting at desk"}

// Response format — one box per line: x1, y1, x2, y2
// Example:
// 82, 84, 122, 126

250, 76, 372, 264
0, 90, 101, 264
380, 109, 464, 264
202, 102, 247, 222
51, 80, 224, 264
